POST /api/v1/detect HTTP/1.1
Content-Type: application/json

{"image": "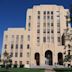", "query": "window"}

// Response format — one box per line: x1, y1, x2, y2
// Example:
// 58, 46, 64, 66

11, 44, 13, 49
51, 37, 54, 42
27, 52, 29, 57
38, 16, 40, 19
44, 11, 46, 15
68, 44, 71, 48
44, 16, 46, 19
51, 30, 54, 33
43, 37, 46, 42
16, 35, 19, 43
68, 50, 70, 55
51, 23, 53, 26
38, 11, 40, 14
29, 16, 31, 20
43, 29, 46, 33
15, 52, 18, 57
47, 23, 50, 26
37, 29, 40, 33
51, 16, 53, 19
20, 44, 23, 49
16, 35, 19, 40
28, 22, 31, 27
47, 36, 50, 42
43, 23, 46, 27
10, 52, 13, 57
28, 35, 30, 41
58, 37, 60, 42
57, 15, 60, 17
5, 35, 8, 39
21, 35, 23, 42
47, 16, 50, 19
57, 23, 60, 27
57, 31, 60, 33
47, 11, 49, 14
27, 44, 30, 49
26, 61, 29, 64
37, 24, 40, 27
20, 61, 22, 65
4, 44, 7, 49
47, 29, 50, 33
51, 11, 53, 14
12, 35, 14, 38
16, 44, 18, 49
20, 52, 23, 57
15, 61, 17, 64
37, 37, 40, 39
